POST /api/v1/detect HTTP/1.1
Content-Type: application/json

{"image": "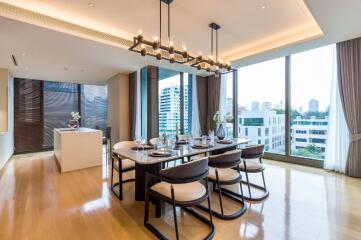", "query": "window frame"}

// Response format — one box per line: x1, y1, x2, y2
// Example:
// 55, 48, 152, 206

234, 46, 333, 168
